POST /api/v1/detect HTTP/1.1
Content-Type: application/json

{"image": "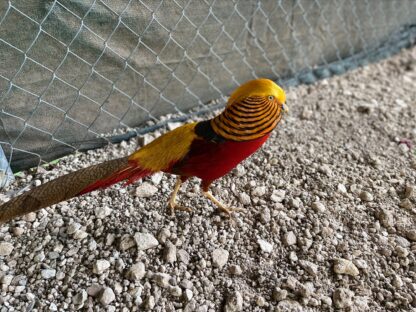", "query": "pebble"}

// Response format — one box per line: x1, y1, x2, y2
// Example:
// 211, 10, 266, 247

184, 289, 193, 301
119, 234, 136, 251
256, 296, 266, 307
392, 274, 403, 288
126, 262, 145, 281
404, 185, 414, 198
135, 182, 158, 197
94, 206, 113, 219
337, 183, 347, 194
270, 189, 286, 203
22, 212, 36, 222
333, 258, 359, 276
299, 260, 318, 277
238, 192, 251, 205
73, 289, 87, 308
151, 172, 164, 185
395, 246, 409, 258
134, 232, 159, 251
311, 201, 326, 213
41, 269, 56, 279
229, 265, 242, 275
333, 288, 354, 309
12, 227, 24, 237
224, 291, 243, 312
406, 229, 416, 241
153, 273, 171, 288
257, 239, 273, 253
212, 248, 229, 268
93, 259, 110, 274
252, 186, 266, 197
100, 287, 115, 306
399, 199, 412, 209
0, 242, 14, 256
272, 288, 288, 302
359, 191, 373, 202
164, 241, 177, 263
87, 284, 103, 297
169, 285, 182, 297
378, 209, 394, 228
283, 231, 297, 246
